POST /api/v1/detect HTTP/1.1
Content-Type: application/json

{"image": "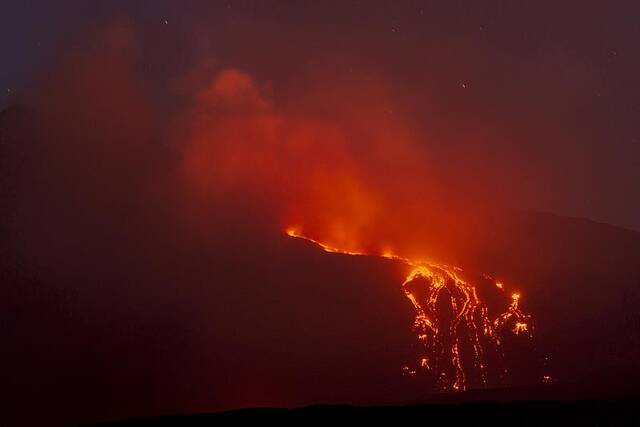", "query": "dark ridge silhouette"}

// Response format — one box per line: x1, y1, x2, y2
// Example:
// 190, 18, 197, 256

90, 400, 639, 426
